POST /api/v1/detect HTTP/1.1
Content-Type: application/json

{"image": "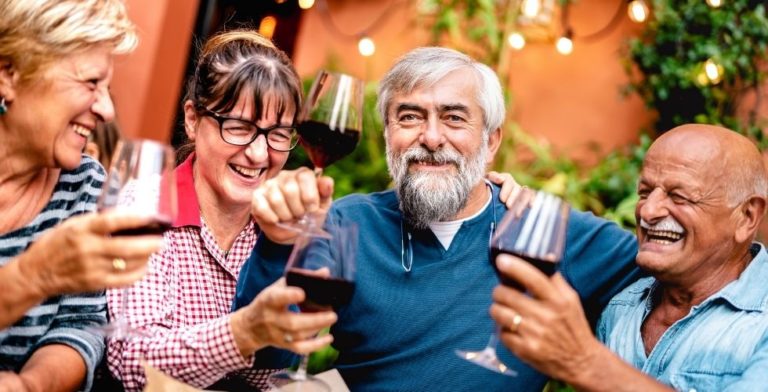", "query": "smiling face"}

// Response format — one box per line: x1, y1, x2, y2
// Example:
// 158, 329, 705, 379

635, 129, 742, 282
184, 92, 293, 211
384, 67, 500, 227
2, 46, 115, 170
